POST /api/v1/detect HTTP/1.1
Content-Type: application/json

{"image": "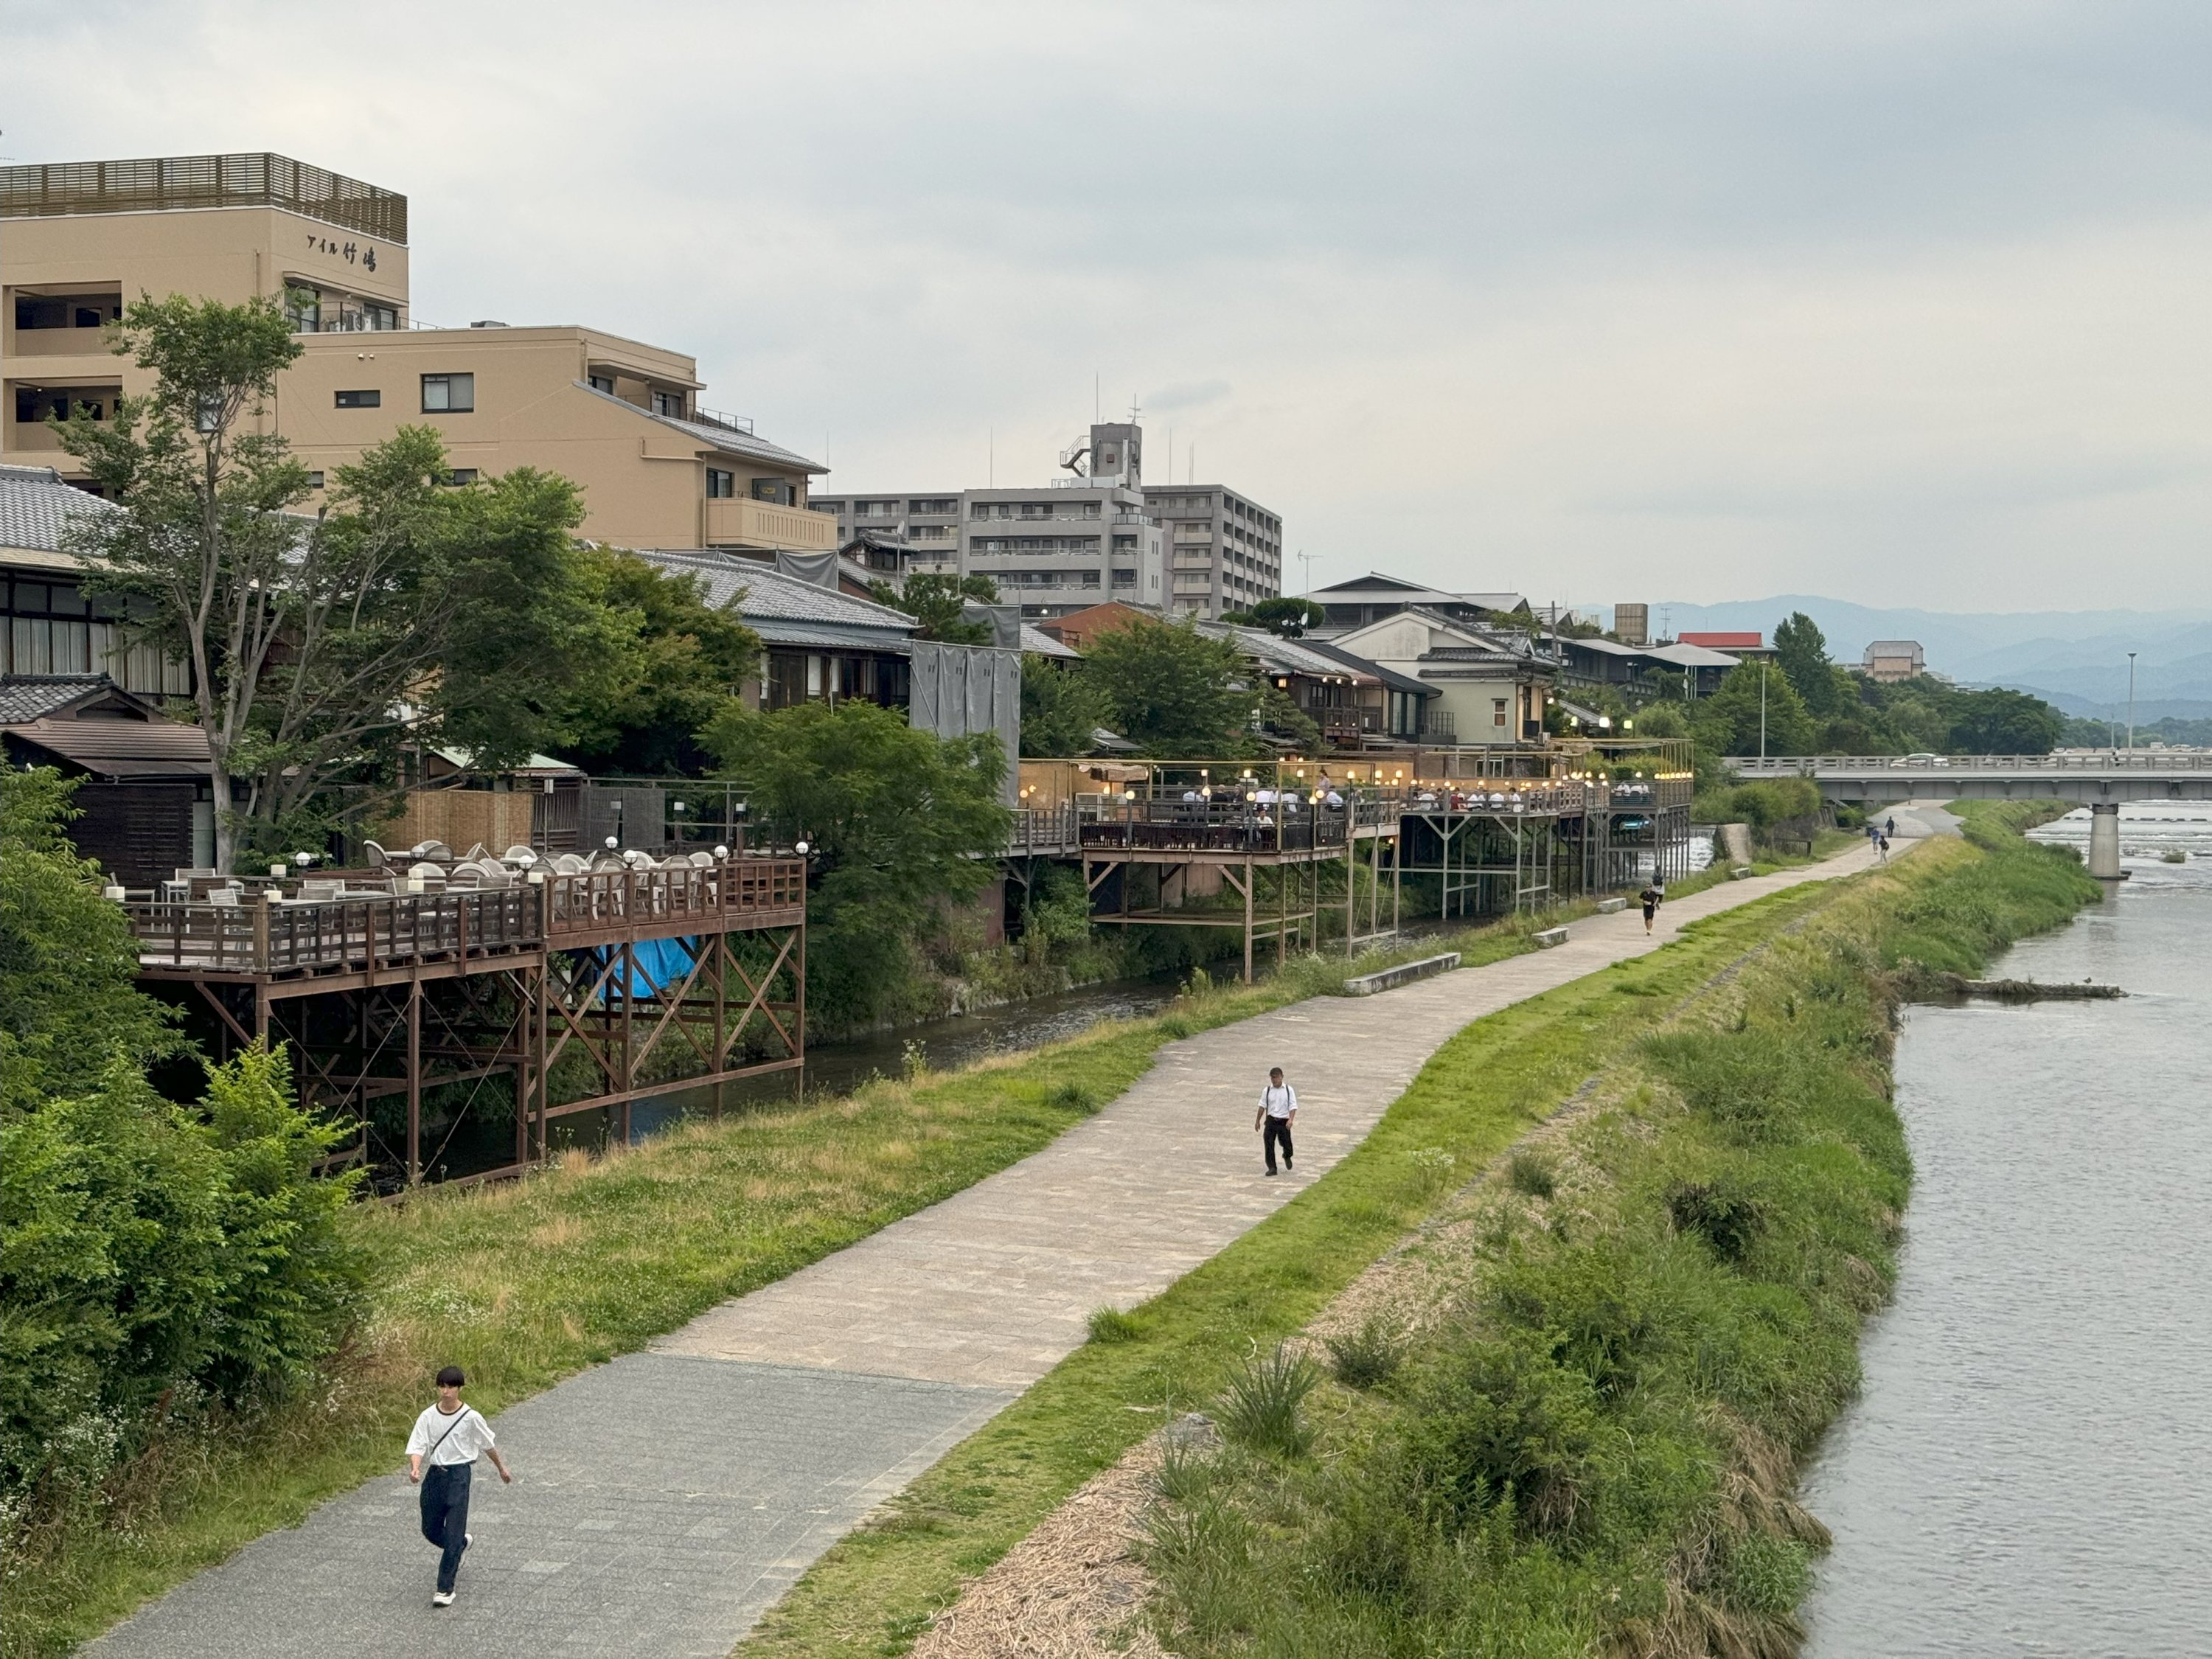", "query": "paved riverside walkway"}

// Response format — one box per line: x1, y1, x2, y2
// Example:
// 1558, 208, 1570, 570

93, 815, 1944, 1658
